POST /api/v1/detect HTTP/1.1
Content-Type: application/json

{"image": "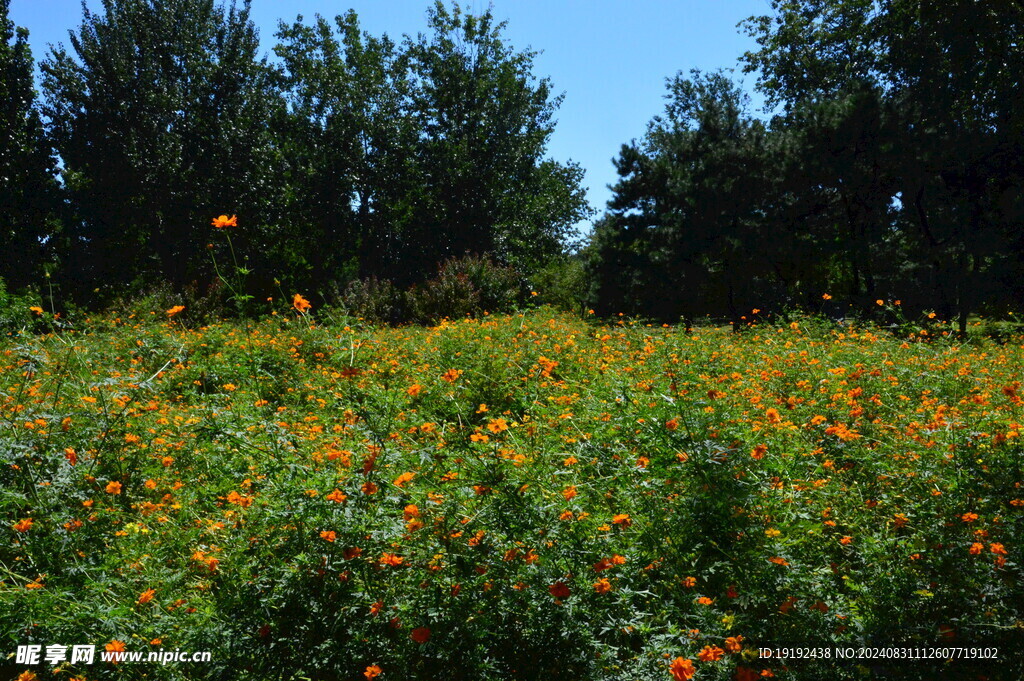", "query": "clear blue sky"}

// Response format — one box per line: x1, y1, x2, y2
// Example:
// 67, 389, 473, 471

9, 0, 770, 235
